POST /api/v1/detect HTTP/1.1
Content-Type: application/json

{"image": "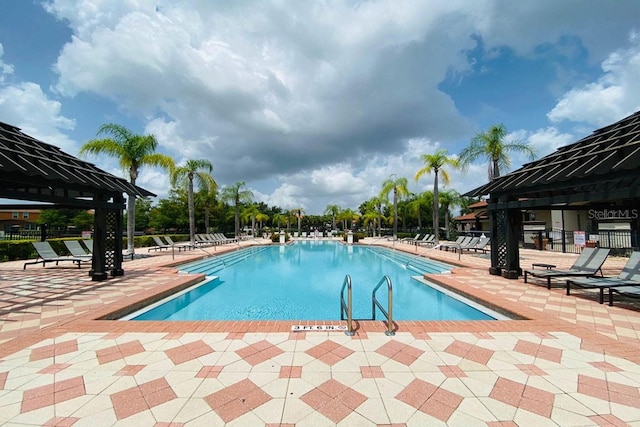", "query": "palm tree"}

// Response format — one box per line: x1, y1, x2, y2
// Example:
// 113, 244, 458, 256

459, 123, 537, 181
220, 181, 254, 238
438, 189, 461, 240
79, 123, 174, 255
407, 195, 423, 231
171, 159, 217, 245
272, 213, 286, 229
241, 204, 259, 235
197, 185, 218, 234
380, 175, 410, 239
324, 204, 341, 231
294, 208, 305, 234
255, 212, 269, 233
415, 149, 458, 244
